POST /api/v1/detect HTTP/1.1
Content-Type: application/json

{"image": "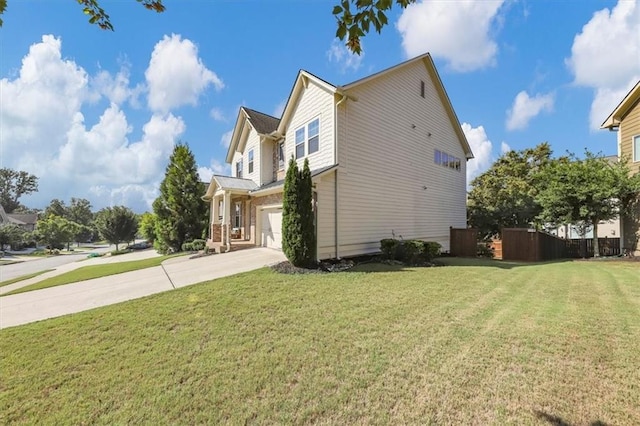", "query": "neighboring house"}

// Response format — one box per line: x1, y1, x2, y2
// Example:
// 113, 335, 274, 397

601, 80, 640, 256
0, 204, 37, 231
203, 53, 474, 259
